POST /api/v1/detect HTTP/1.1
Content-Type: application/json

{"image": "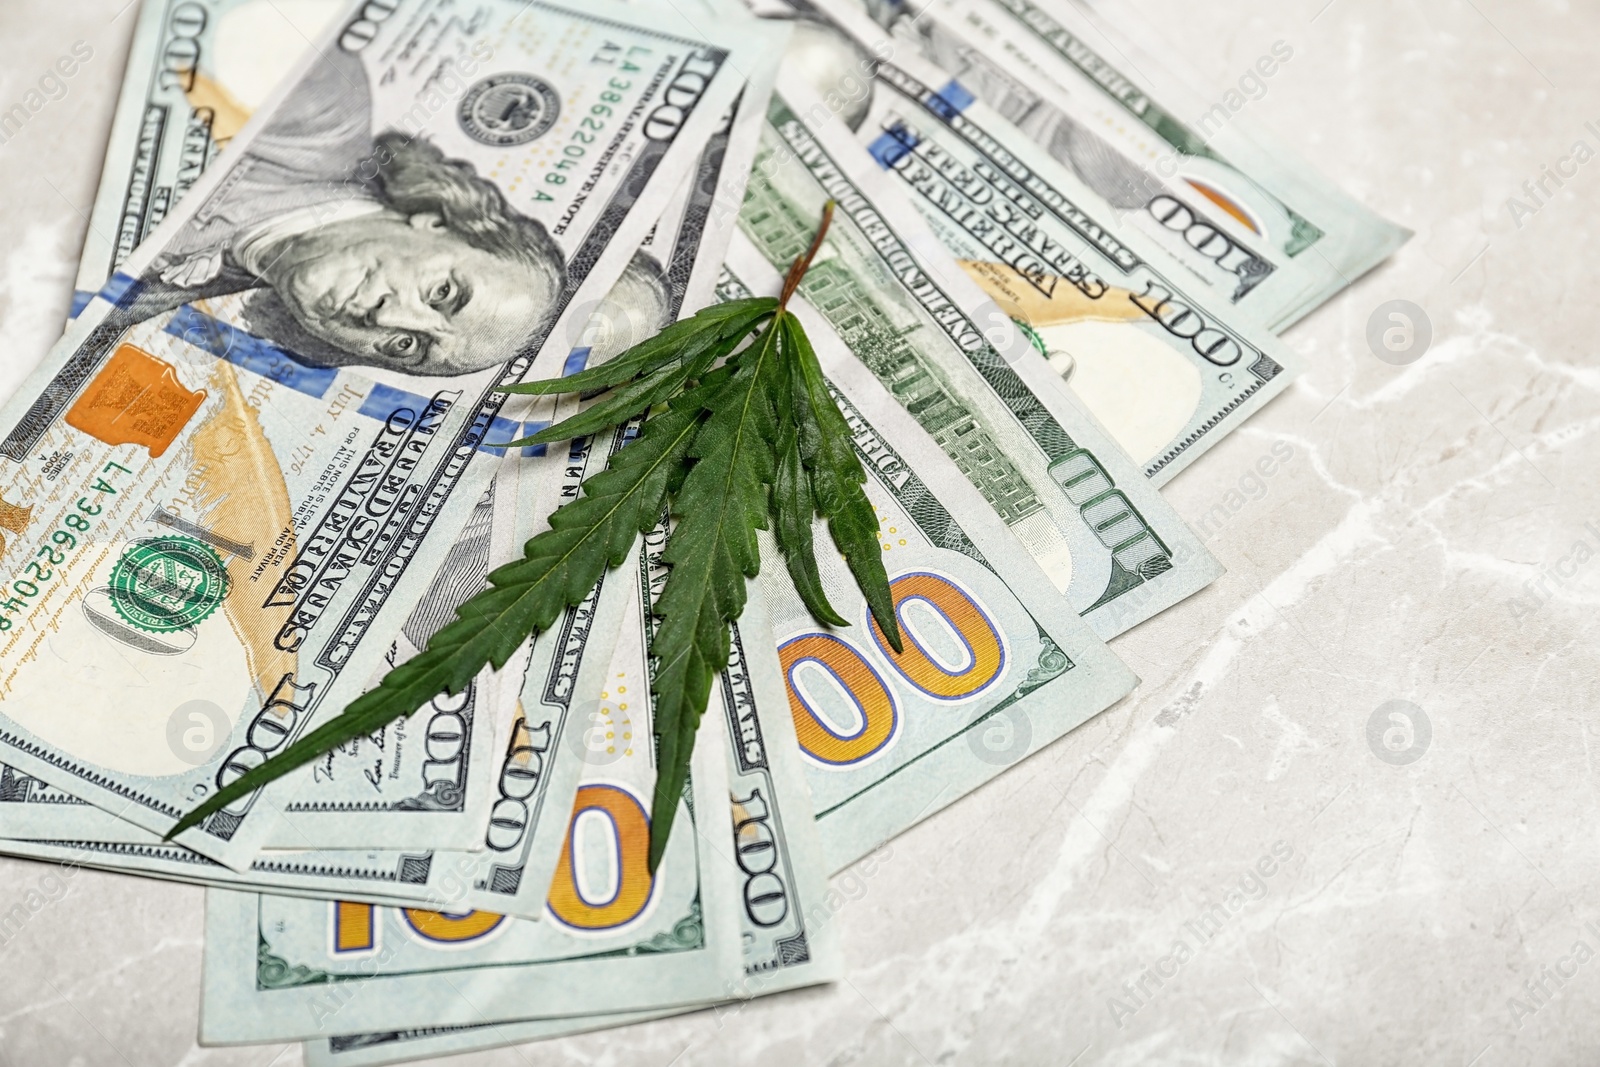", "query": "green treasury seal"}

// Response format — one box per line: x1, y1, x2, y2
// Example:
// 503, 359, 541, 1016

108, 535, 229, 634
